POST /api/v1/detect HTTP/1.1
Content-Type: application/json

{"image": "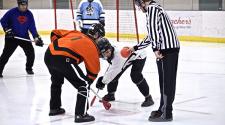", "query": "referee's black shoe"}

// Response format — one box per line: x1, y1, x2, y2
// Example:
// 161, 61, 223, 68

148, 110, 173, 122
